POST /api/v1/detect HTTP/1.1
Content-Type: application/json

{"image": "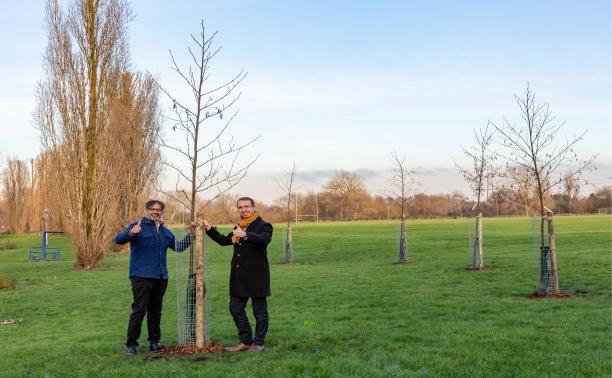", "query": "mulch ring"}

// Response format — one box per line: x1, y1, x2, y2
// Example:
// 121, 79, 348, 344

394, 259, 414, 265
150, 343, 225, 357
464, 265, 490, 271
528, 291, 575, 299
